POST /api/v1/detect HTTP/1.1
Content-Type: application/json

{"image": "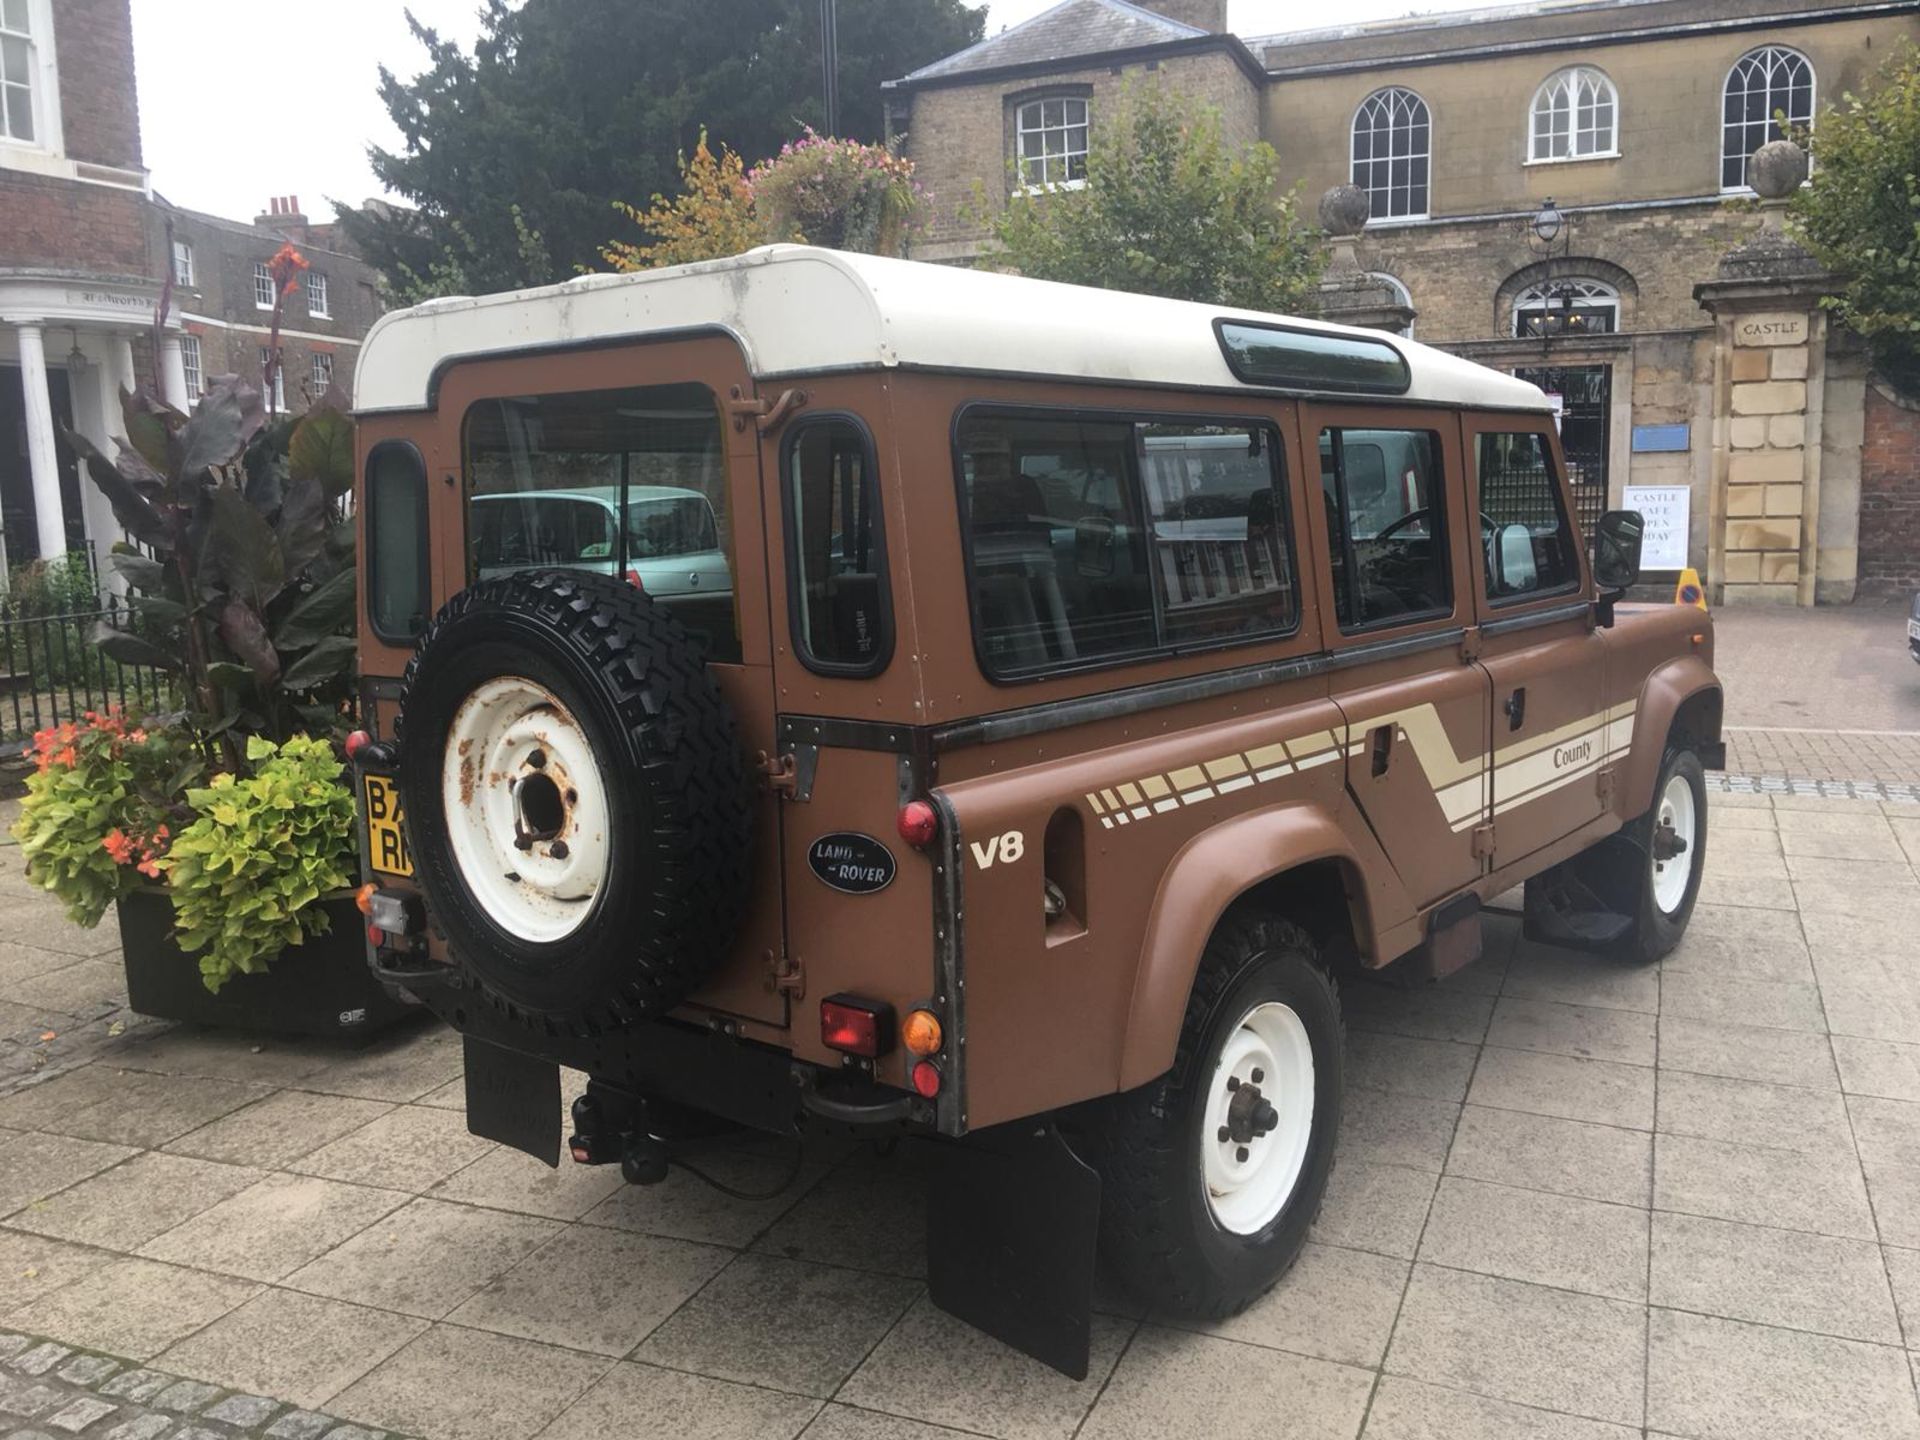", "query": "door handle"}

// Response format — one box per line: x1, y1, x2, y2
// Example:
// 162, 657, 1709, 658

1504, 688, 1527, 731
1369, 724, 1394, 777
